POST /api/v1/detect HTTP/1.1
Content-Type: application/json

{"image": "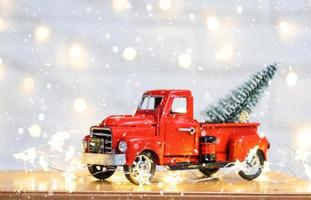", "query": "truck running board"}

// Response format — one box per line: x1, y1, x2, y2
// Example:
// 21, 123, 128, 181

167, 162, 232, 171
